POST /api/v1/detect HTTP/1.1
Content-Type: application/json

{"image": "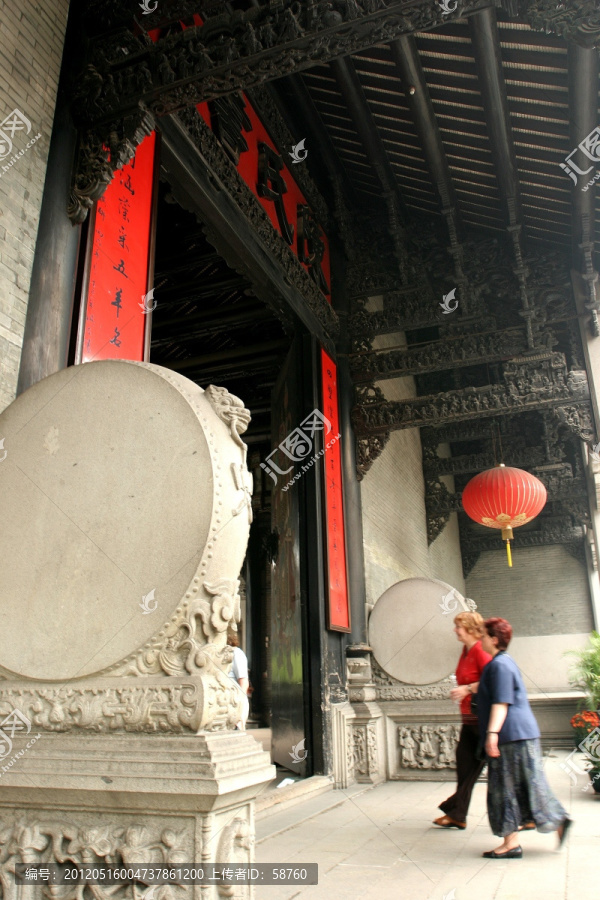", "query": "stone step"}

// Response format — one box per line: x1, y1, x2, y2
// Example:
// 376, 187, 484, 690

256, 780, 376, 844
256, 773, 334, 818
